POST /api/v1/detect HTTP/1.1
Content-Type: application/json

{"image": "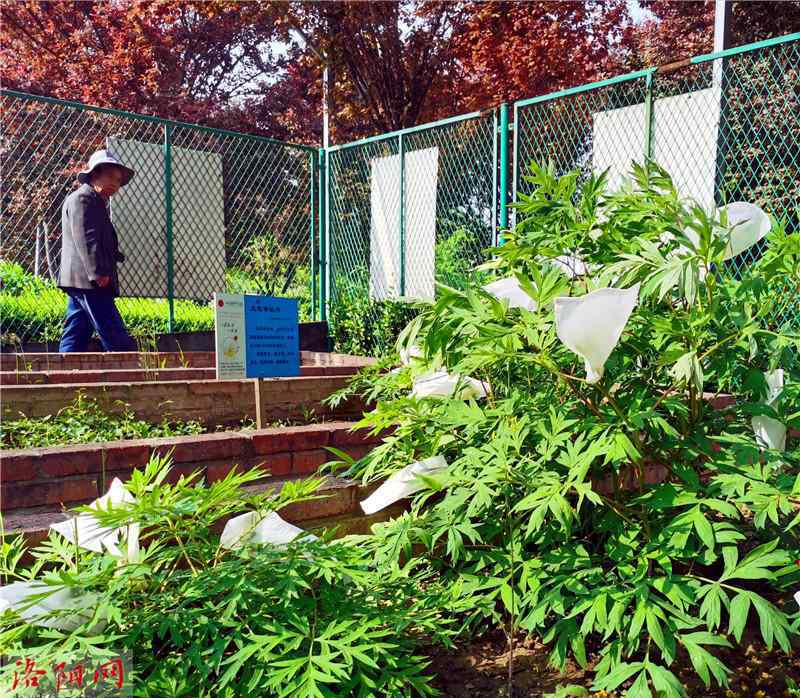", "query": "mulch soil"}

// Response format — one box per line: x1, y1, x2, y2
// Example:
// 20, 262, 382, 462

427, 629, 800, 697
